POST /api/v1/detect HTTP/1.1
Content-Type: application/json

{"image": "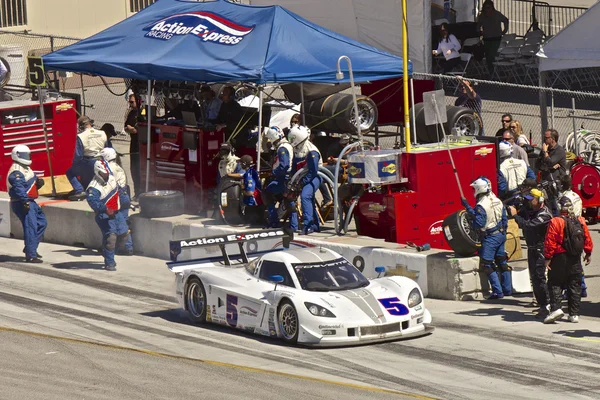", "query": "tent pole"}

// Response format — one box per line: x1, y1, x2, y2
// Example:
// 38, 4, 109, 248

300, 82, 306, 126
401, 0, 411, 152
145, 80, 151, 194
256, 86, 264, 173
410, 74, 417, 144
